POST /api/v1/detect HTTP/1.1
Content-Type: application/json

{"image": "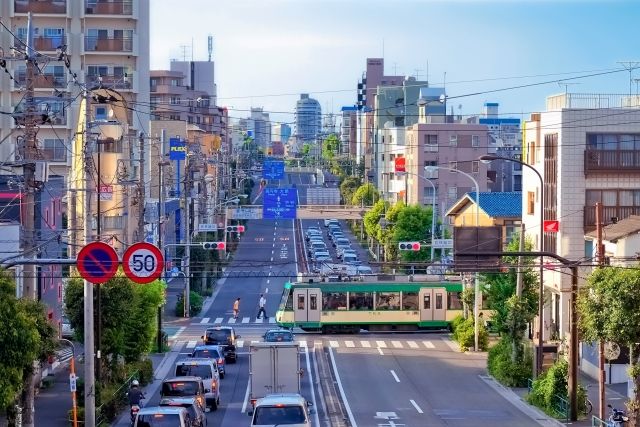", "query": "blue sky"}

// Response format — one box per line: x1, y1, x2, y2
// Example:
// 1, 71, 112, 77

150, 0, 640, 124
